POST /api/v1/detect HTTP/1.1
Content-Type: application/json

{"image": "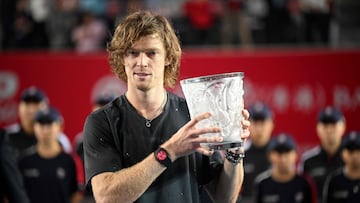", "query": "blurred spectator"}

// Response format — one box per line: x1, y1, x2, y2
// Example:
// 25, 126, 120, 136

0, 128, 30, 203
331, 0, 360, 47
298, 106, 346, 202
240, 101, 274, 203
242, 0, 269, 44
71, 10, 107, 53
264, 0, 299, 44
254, 133, 316, 203
220, 0, 252, 47
18, 107, 82, 203
5, 86, 72, 159
78, 0, 106, 17
300, 0, 333, 45
323, 130, 360, 203
182, 0, 222, 45
46, 0, 77, 51
4, 0, 35, 49
27, 0, 51, 48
